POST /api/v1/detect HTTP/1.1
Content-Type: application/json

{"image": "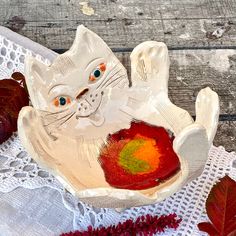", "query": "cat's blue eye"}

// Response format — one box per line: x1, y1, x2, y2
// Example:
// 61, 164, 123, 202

53, 96, 71, 107
59, 97, 66, 106
94, 69, 101, 78
89, 63, 106, 82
